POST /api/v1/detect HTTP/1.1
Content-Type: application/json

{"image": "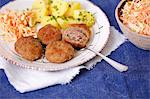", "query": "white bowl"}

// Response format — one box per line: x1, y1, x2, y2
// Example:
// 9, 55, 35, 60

115, 0, 150, 50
